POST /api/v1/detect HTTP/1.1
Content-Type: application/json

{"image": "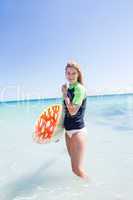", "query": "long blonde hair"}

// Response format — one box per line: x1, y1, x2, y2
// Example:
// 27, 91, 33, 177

65, 61, 84, 85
